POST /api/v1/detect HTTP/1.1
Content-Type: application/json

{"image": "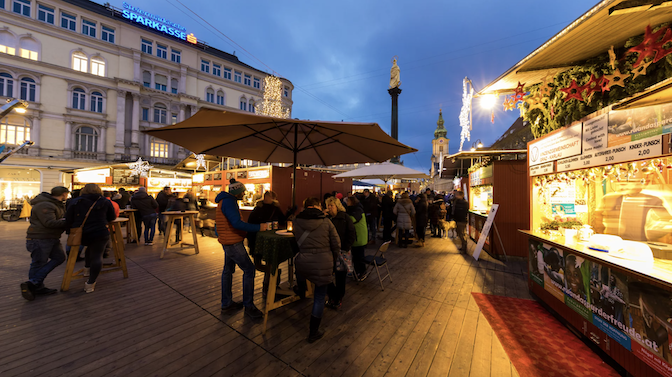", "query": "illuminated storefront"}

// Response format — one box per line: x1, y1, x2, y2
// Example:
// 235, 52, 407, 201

0, 168, 41, 208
